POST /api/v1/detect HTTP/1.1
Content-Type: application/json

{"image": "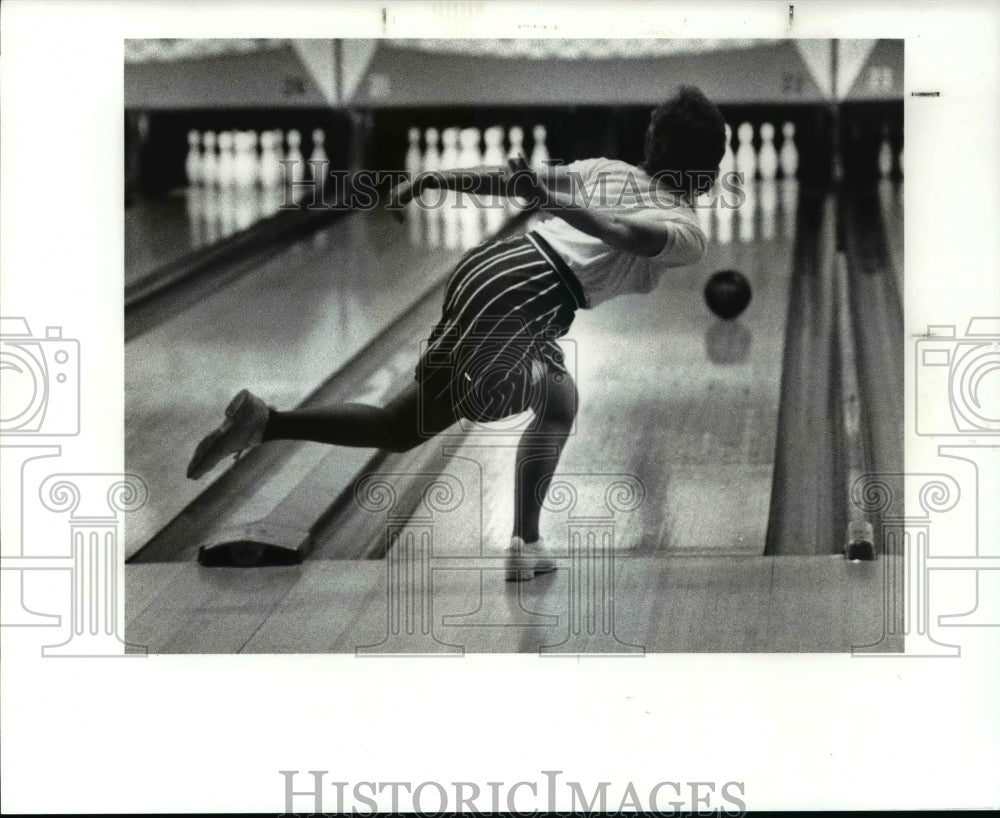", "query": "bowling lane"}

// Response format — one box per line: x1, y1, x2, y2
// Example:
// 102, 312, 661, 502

125, 192, 202, 286
374, 179, 802, 559
125, 207, 469, 558
877, 180, 904, 295
126, 186, 308, 290
568, 182, 799, 555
